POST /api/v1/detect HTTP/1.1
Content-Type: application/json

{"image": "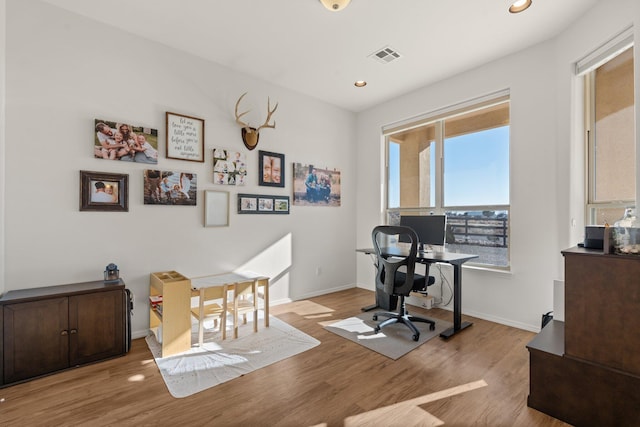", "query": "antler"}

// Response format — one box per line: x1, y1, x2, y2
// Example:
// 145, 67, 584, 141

234, 92, 278, 132
256, 97, 278, 132
235, 92, 251, 130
